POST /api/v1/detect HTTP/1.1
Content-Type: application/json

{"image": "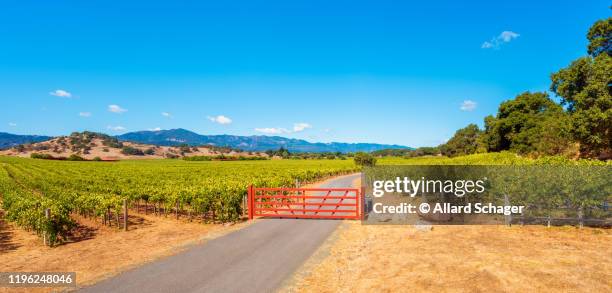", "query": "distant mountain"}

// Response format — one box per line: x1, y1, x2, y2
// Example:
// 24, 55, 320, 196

118, 128, 411, 153
0, 132, 52, 149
